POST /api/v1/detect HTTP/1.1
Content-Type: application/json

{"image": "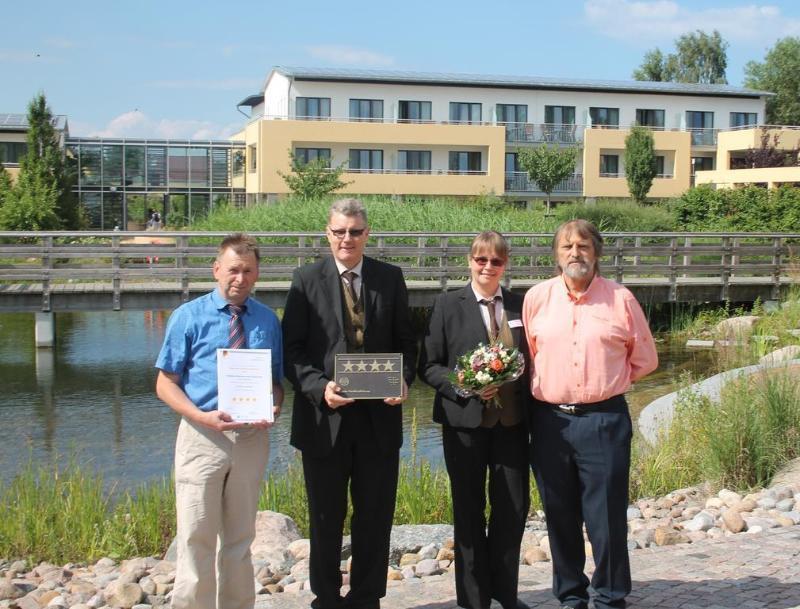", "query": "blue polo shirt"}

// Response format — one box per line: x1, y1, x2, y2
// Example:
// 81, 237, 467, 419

155, 289, 283, 412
